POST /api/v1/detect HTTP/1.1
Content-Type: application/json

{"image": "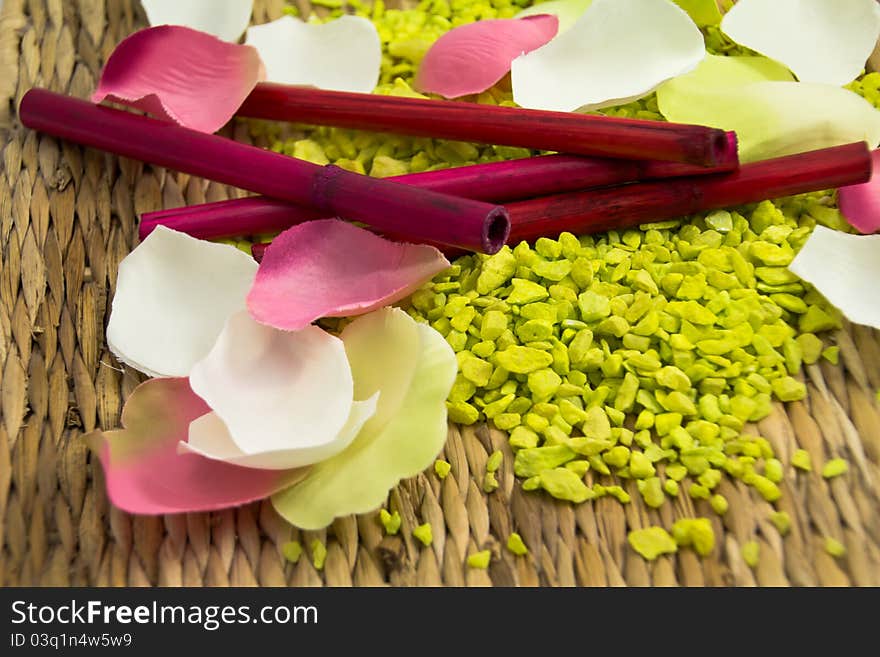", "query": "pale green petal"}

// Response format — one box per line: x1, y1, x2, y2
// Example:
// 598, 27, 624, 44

672, 0, 722, 27
657, 57, 880, 162
658, 54, 794, 98
271, 308, 457, 530
515, 0, 593, 33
